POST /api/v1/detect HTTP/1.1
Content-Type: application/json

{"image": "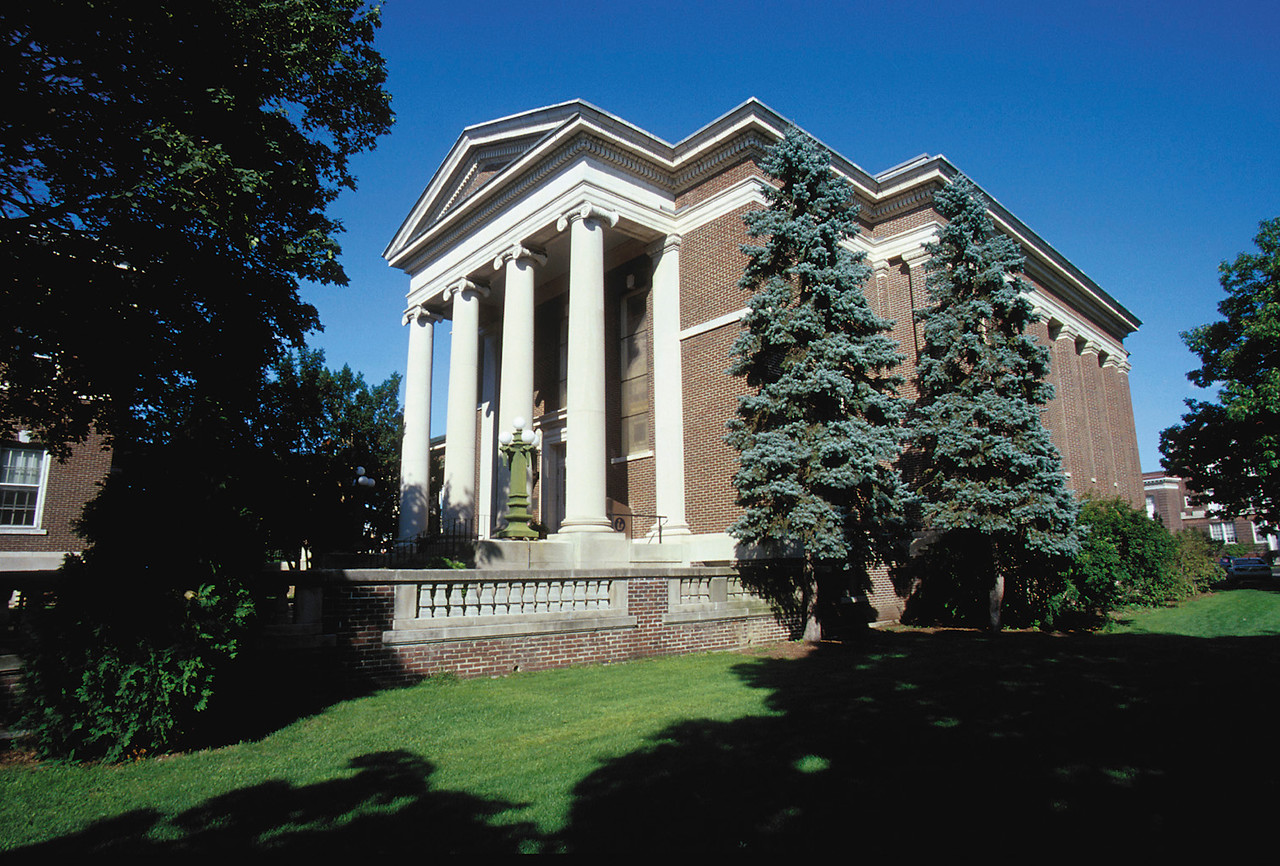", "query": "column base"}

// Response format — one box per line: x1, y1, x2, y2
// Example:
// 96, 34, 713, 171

557, 518, 615, 533
645, 521, 691, 540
